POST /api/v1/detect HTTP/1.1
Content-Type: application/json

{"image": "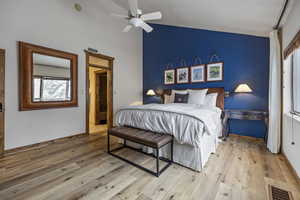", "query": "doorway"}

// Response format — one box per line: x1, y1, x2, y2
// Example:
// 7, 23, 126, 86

95, 71, 107, 125
86, 51, 114, 134
0, 49, 5, 156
